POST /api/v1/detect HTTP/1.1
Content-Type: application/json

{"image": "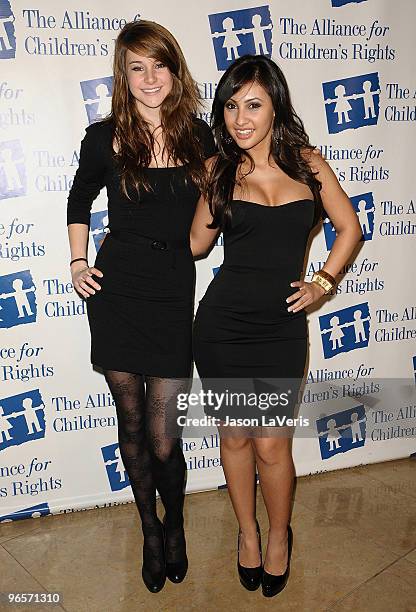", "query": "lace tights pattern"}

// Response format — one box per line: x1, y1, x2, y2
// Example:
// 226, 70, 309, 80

104, 370, 188, 575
